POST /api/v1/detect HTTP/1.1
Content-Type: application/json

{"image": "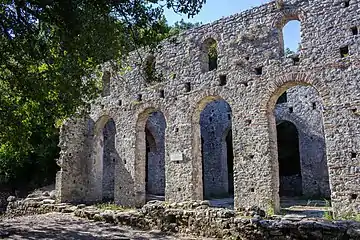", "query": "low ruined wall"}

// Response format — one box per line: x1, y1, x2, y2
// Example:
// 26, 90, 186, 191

4, 198, 360, 240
